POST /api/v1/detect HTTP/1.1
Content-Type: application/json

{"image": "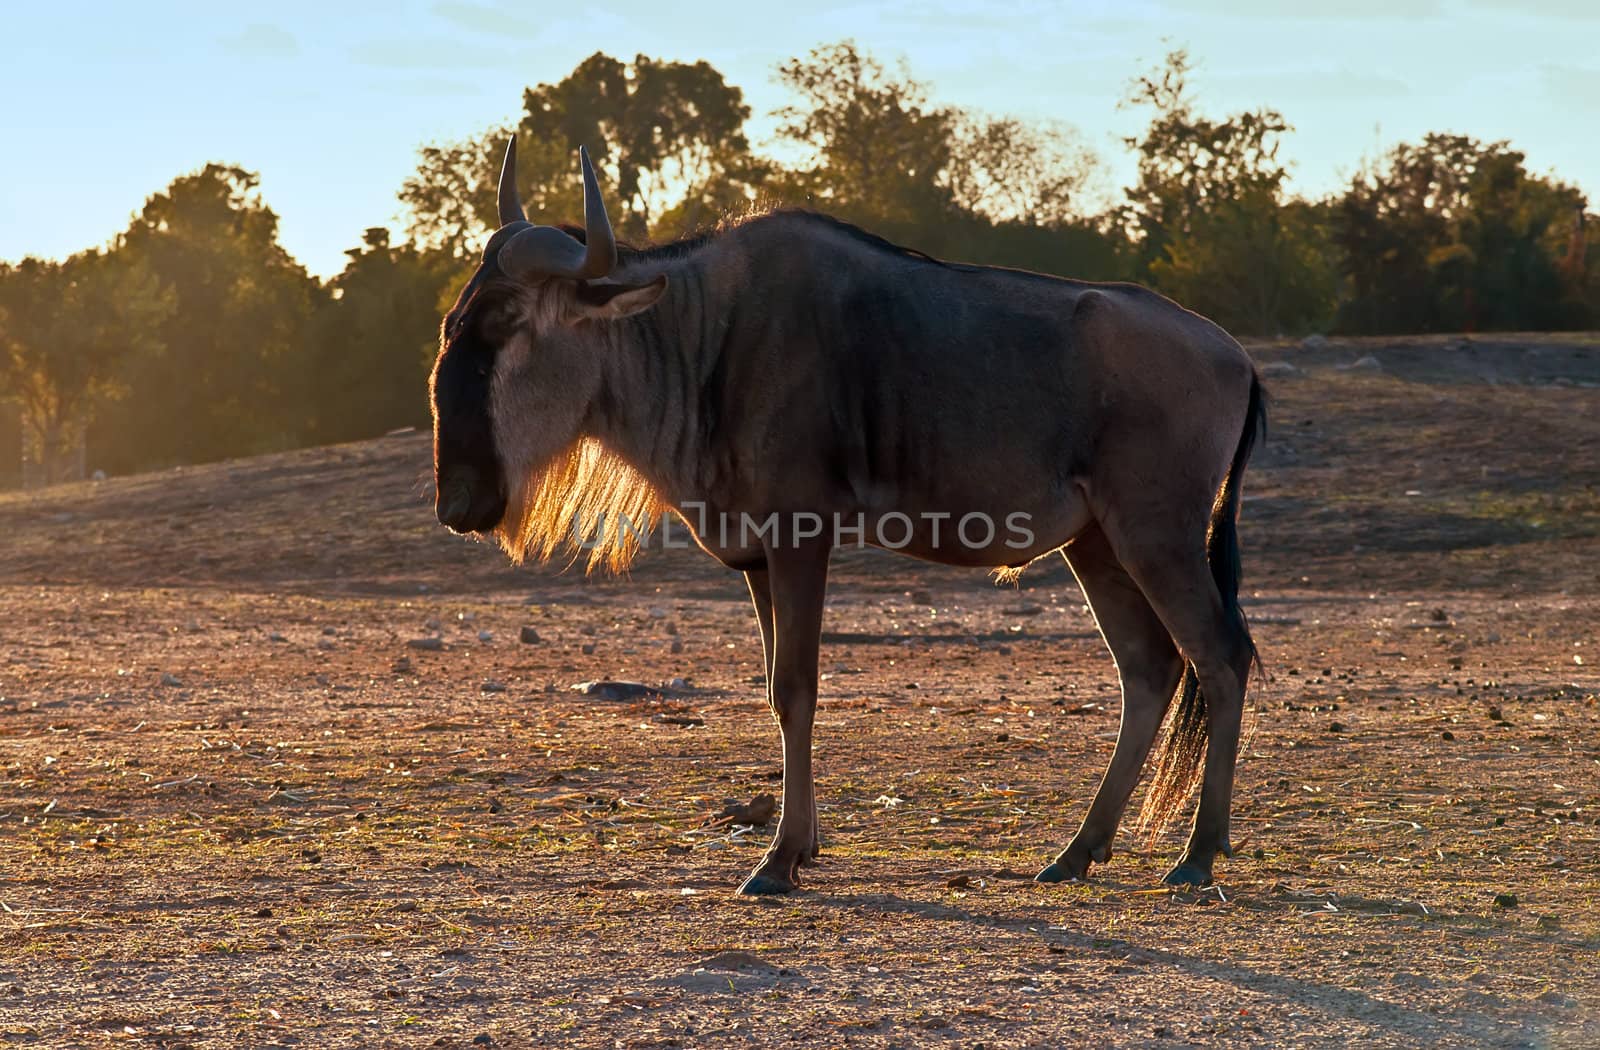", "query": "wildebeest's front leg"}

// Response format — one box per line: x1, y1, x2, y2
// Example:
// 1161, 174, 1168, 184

746, 567, 819, 861
738, 540, 830, 895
